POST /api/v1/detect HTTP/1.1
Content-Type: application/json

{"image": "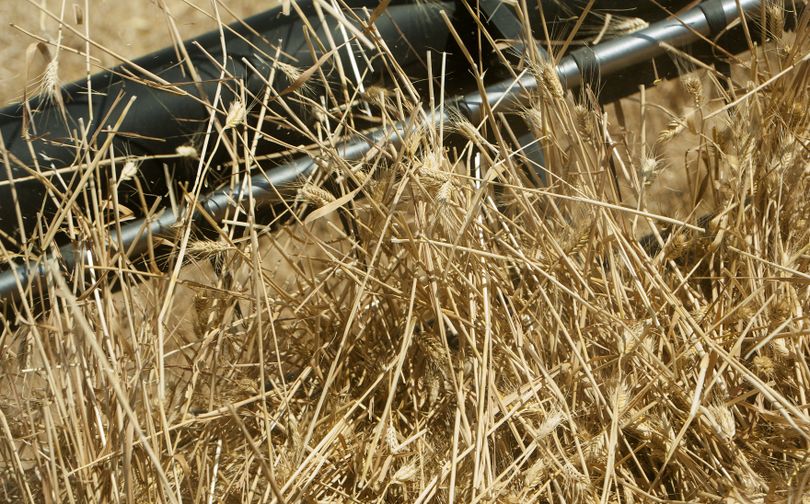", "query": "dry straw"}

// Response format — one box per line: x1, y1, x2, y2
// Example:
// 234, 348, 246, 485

1, 1, 810, 503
